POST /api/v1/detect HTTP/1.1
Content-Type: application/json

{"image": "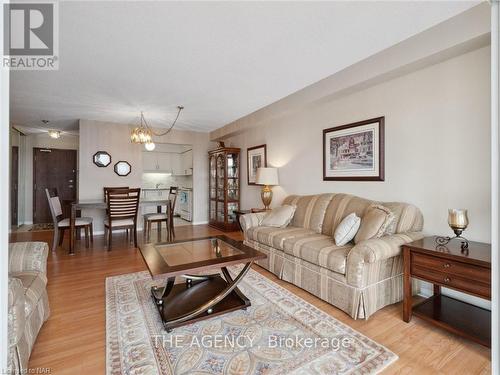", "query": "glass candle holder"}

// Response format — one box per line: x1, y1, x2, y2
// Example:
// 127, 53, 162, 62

436, 208, 469, 250
448, 209, 469, 232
